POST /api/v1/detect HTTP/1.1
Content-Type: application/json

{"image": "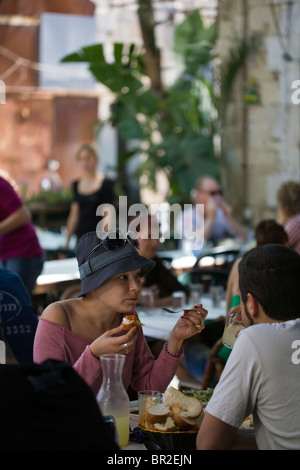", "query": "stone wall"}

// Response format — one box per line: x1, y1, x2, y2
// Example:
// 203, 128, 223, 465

218, 0, 300, 226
